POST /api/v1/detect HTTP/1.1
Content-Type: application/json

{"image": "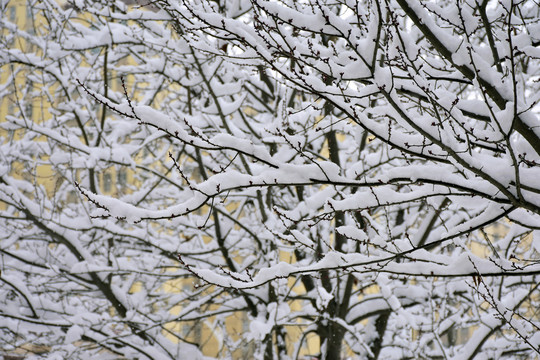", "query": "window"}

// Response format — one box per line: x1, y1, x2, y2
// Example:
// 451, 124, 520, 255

103, 172, 112, 193
9, 6, 16, 22
117, 168, 127, 186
